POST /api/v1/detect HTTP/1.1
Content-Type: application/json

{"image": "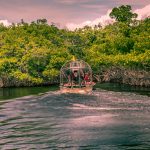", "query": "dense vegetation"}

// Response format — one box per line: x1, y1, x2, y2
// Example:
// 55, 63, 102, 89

0, 5, 150, 87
